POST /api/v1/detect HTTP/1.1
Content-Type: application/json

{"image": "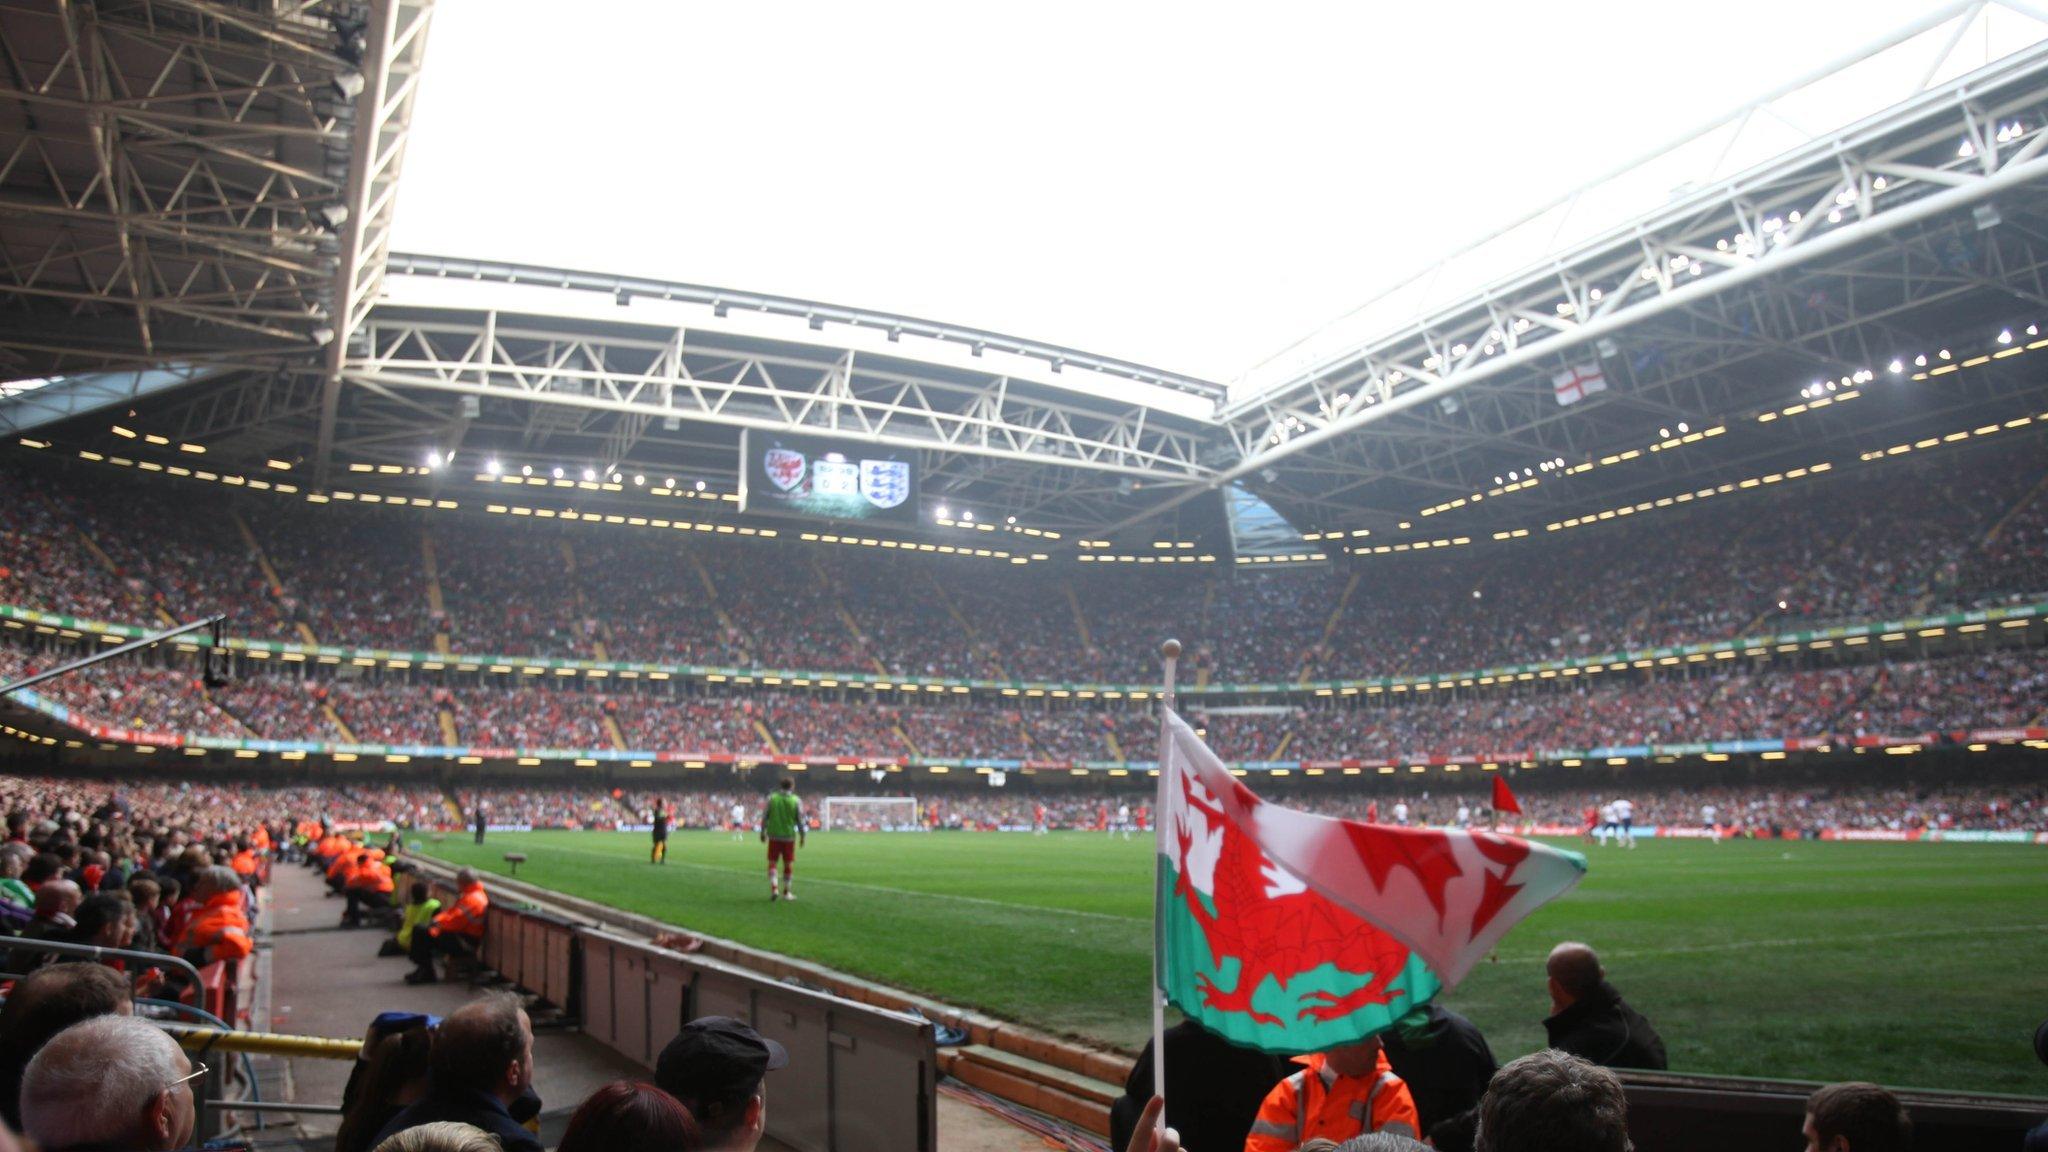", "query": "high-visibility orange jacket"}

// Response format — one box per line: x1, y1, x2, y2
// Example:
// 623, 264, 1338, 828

430, 882, 488, 939
348, 858, 395, 895
185, 890, 254, 962
1245, 1051, 1421, 1152
231, 850, 258, 877
251, 826, 272, 852
326, 850, 354, 882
